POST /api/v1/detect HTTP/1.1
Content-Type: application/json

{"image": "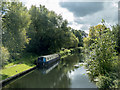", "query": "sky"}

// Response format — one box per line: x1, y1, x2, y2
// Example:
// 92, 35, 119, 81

19, 0, 119, 33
